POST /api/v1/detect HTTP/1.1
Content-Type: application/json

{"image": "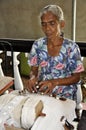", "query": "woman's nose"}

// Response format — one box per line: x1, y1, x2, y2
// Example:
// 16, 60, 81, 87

46, 24, 50, 30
